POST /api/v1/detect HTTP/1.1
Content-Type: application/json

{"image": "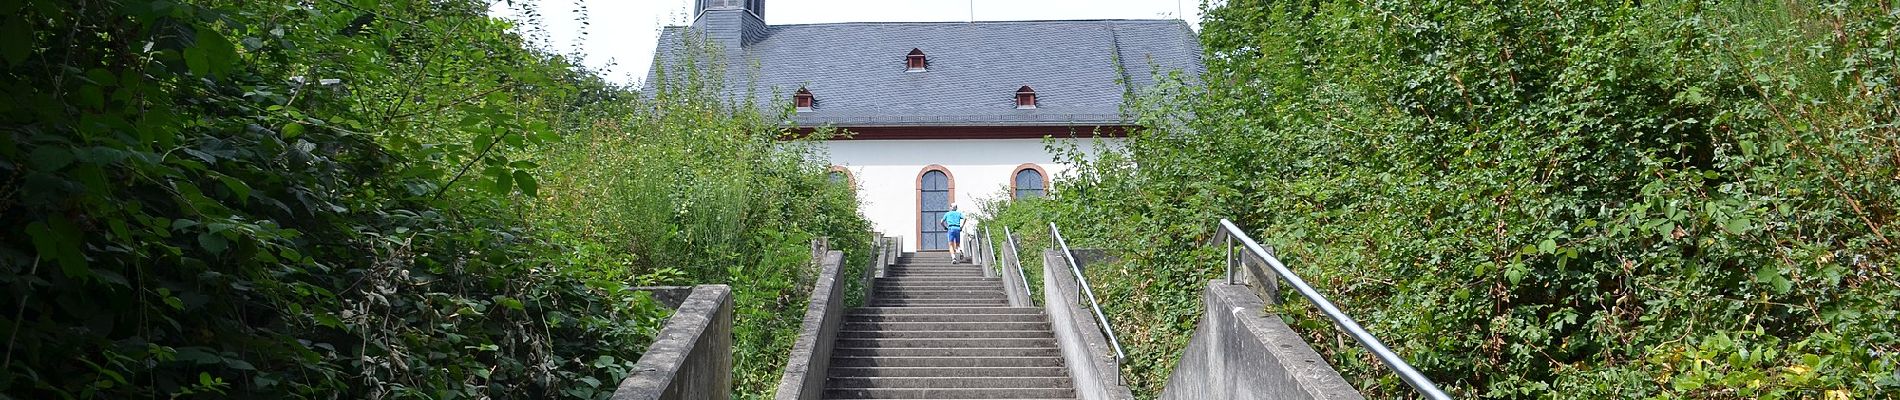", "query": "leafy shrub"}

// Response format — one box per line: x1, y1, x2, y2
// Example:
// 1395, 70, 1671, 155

987, 0, 1900, 398
529, 35, 872, 398
0, 0, 866, 399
